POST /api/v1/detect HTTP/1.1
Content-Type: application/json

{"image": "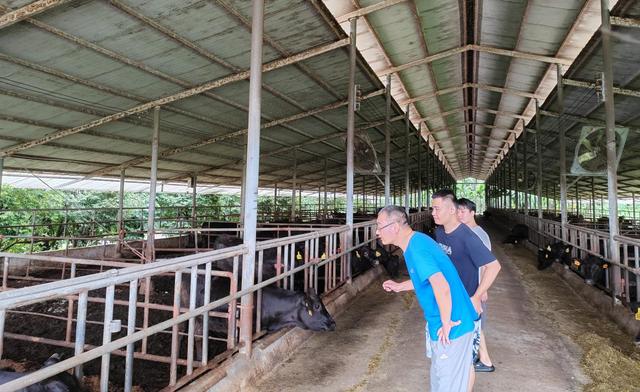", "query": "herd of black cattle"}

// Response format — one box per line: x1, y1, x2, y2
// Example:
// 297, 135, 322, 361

502, 223, 638, 307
